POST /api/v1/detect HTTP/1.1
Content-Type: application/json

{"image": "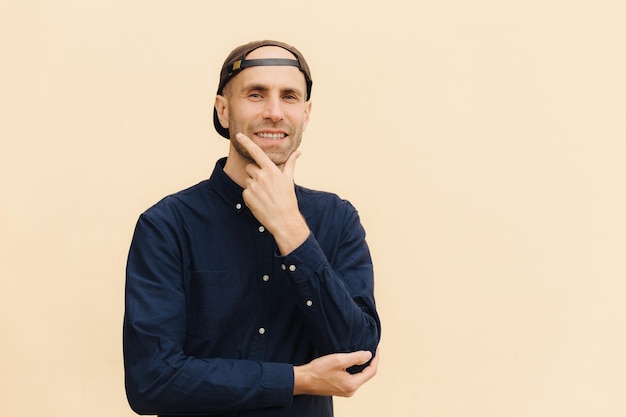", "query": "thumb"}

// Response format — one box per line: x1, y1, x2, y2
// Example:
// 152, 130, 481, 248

281, 150, 301, 178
